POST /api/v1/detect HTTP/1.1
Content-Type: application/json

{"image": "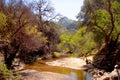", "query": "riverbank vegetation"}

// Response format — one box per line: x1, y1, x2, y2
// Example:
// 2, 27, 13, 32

0, 0, 120, 79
